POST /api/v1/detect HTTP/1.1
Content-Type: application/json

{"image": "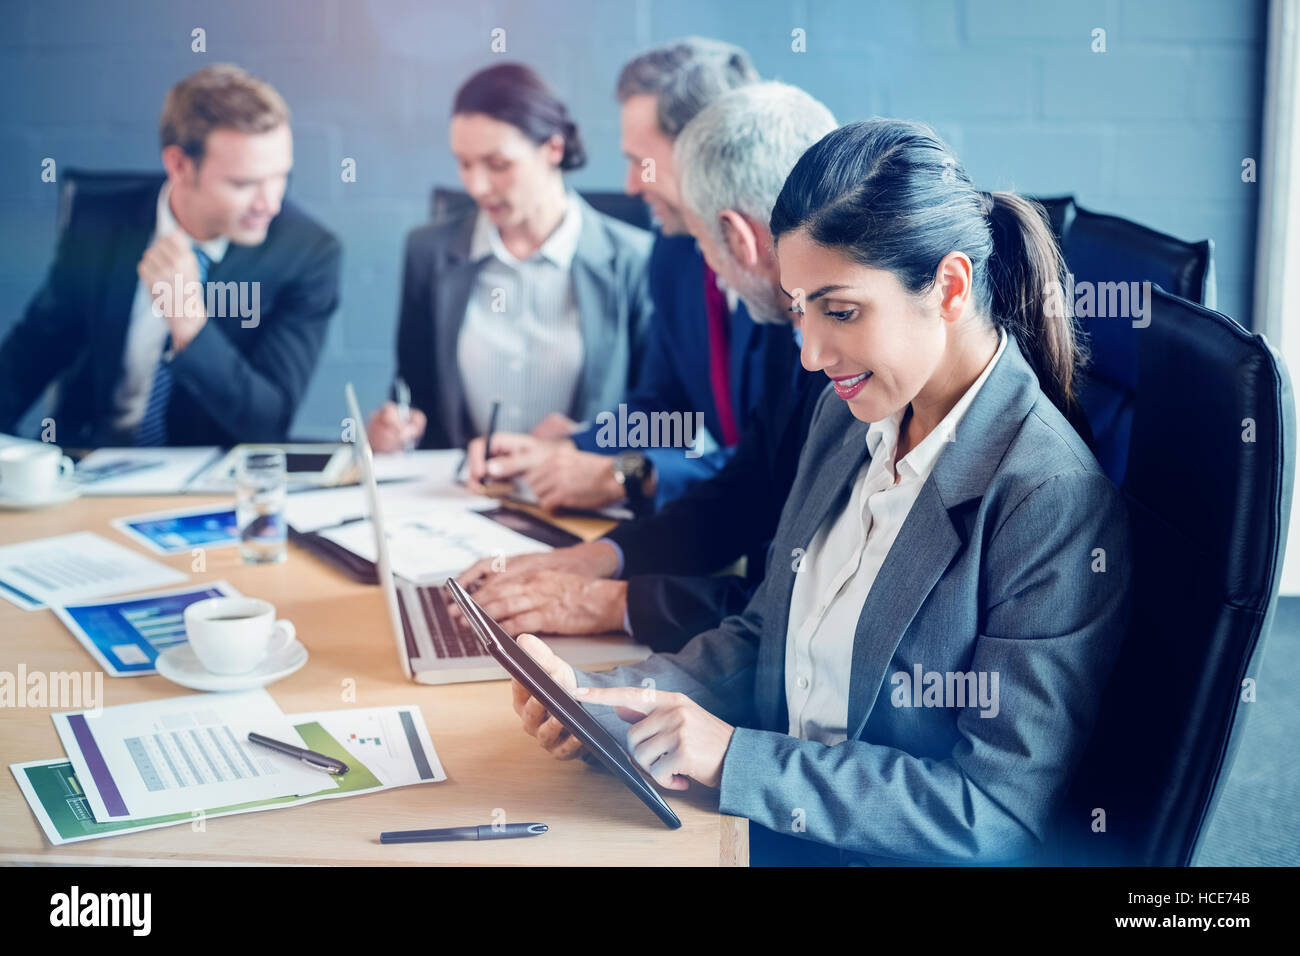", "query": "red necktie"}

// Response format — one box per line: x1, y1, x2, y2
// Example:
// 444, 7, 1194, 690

703, 263, 740, 447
